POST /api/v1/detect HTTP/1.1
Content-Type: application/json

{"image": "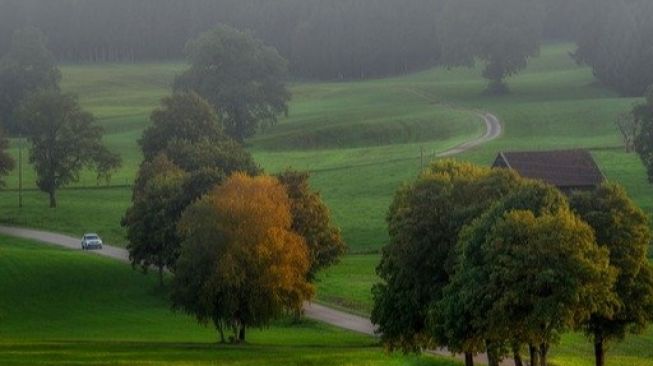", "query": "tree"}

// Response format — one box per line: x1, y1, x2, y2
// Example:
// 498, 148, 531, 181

573, 0, 653, 96
172, 173, 313, 343
570, 184, 653, 366
0, 129, 15, 186
635, 86, 653, 182
438, 182, 615, 366
0, 27, 61, 134
122, 155, 187, 285
124, 93, 261, 282
371, 160, 522, 355
139, 92, 225, 161
276, 170, 346, 281
615, 112, 640, 153
163, 138, 259, 177
174, 24, 291, 141
438, 0, 543, 93
16, 90, 121, 208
